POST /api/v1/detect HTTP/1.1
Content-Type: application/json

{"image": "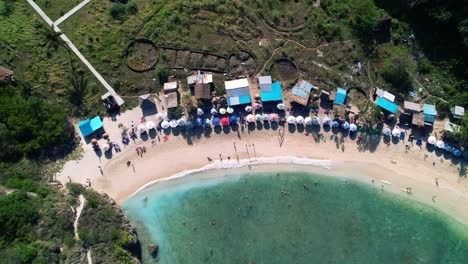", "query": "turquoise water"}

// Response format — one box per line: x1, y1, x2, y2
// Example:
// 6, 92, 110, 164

123, 170, 468, 264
